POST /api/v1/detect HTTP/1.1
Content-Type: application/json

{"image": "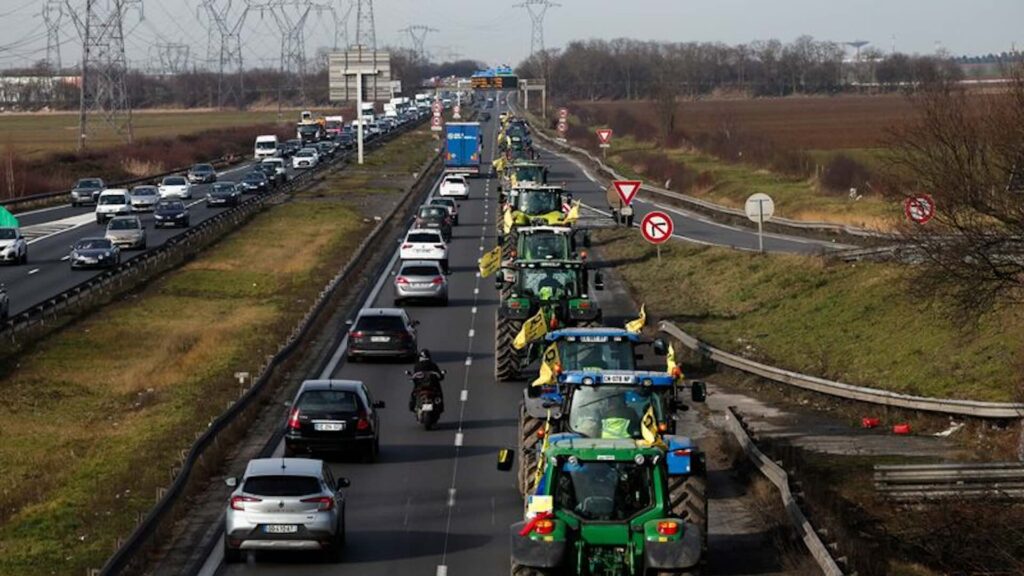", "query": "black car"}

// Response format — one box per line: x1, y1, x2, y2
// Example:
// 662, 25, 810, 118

207, 182, 241, 207
187, 163, 218, 184
240, 171, 269, 193
254, 163, 282, 186
275, 143, 293, 158
315, 141, 336, 160
338, 132, 354, 150
284, 380, 385, 461
153, 199, 190, 228
70, 177, 105, 207
346, 308, 418, 361
284, 139, 303, 156
414, 205, 453, 242
70, 237, 120, 269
